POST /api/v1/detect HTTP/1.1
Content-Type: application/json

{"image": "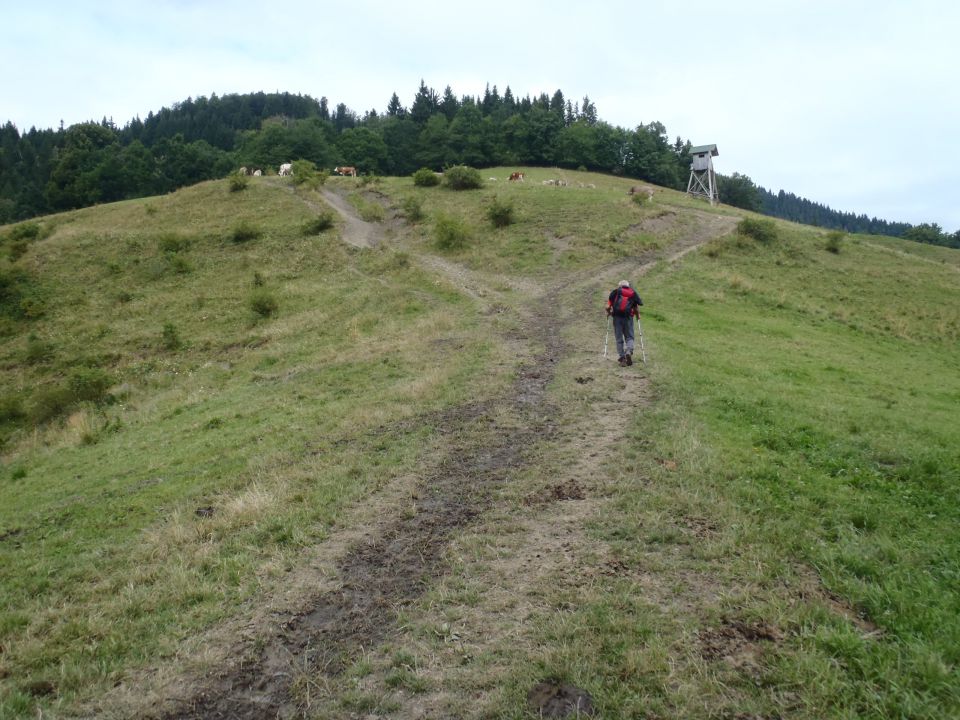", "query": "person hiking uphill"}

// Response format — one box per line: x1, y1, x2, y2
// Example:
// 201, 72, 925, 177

606, 280, 642, 366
